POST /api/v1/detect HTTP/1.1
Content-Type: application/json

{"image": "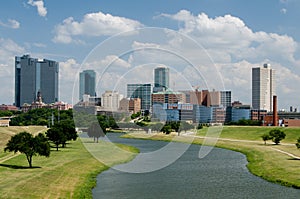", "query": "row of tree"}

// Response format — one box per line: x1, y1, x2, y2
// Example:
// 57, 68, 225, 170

10, 109, 73, 126
4, 120, 77, 168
